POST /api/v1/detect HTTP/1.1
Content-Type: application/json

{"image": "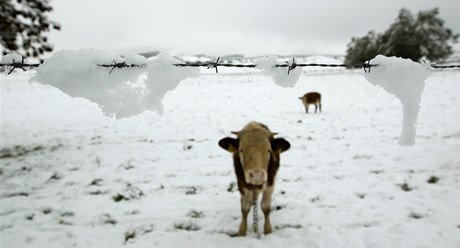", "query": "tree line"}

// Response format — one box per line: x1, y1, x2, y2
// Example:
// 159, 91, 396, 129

345, 8, 458, 64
